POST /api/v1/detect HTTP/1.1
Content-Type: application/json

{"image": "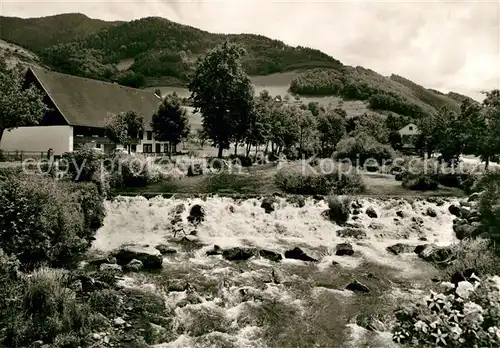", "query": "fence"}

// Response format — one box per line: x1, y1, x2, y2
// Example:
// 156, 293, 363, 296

0, 150, 51, 162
